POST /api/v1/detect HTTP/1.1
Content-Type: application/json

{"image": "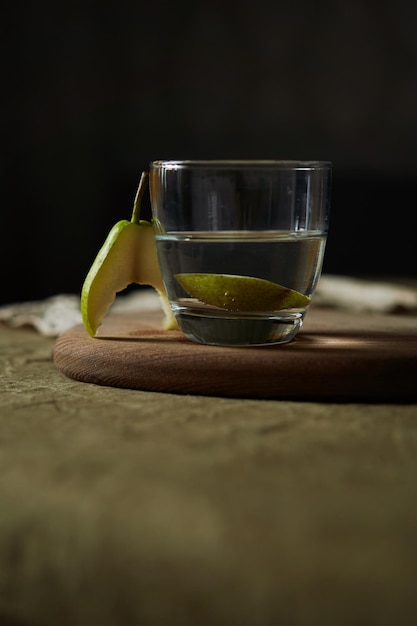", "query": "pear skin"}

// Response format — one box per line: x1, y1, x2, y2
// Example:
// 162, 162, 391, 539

80, 173, 177, 337
175, 273, 310, 312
